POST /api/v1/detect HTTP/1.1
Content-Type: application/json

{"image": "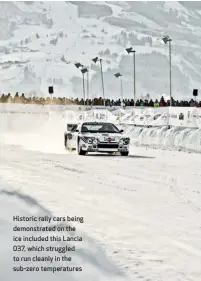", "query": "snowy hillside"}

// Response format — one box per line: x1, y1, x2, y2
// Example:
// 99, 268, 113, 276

0, 1, 201, 100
